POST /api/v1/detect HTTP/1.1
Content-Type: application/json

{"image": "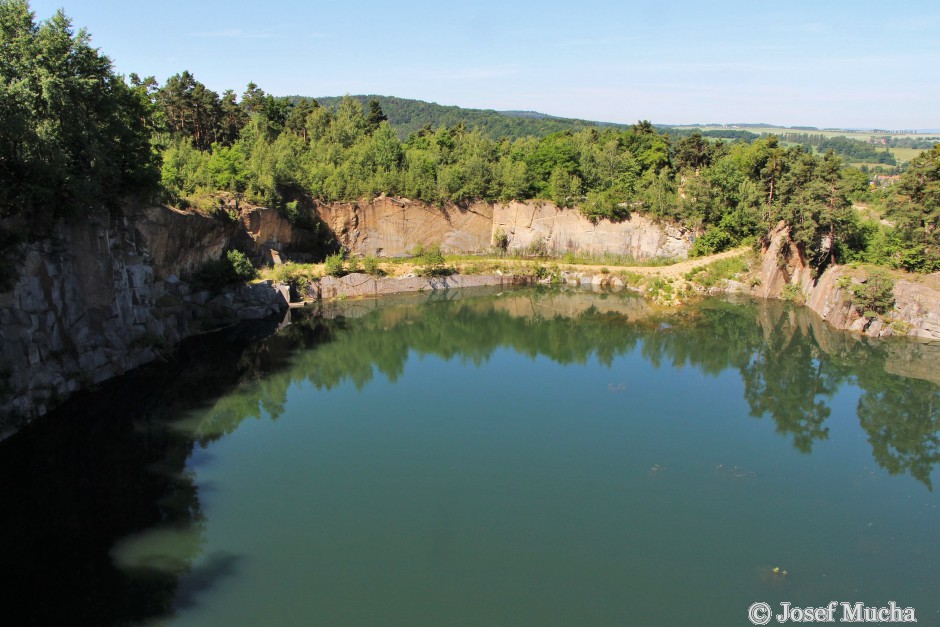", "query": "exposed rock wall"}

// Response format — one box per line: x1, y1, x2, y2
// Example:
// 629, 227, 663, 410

0, 205, 290, 438
130, 204, 236, 279
237, 205, 330, 264
748, 222, 940, 341
493, 201, 692, 259
314, 198, 692, 260
315, 197, 494, 257
313, 272, 528, 300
